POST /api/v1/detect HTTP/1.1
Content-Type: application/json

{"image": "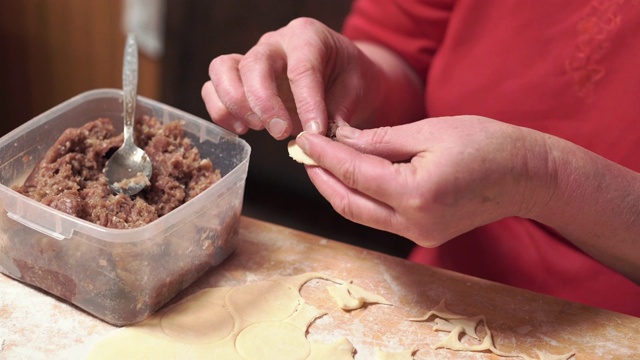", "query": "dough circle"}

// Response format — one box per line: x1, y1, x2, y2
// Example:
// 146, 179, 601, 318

226, 280, 300, 322
160, 300, 234, 344
235, 321, 310, 360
